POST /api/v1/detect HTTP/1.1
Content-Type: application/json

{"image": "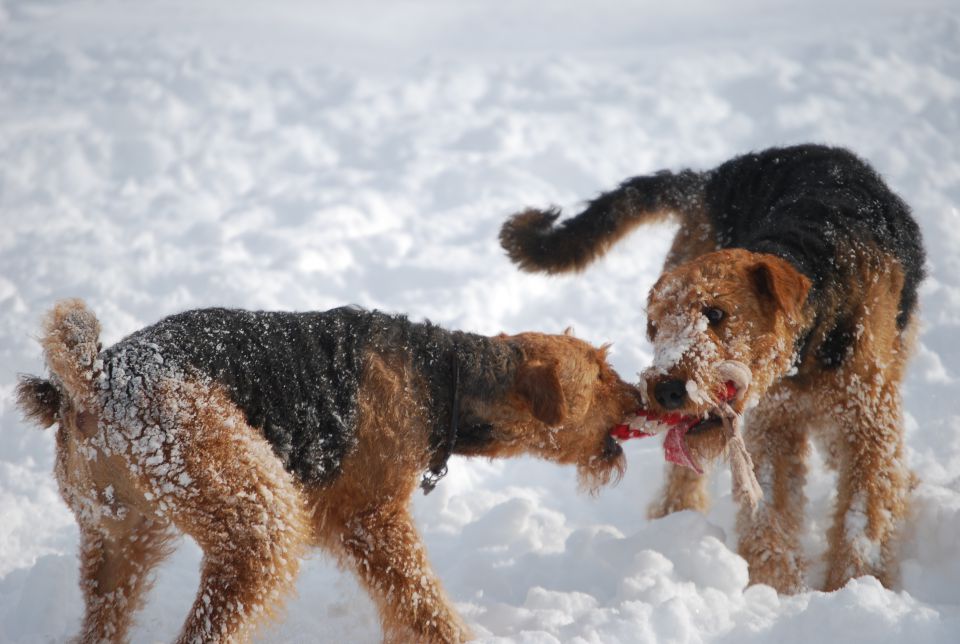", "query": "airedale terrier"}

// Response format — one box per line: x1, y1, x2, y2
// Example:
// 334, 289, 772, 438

17, 300, 640, 643
499, 144, 925, 593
